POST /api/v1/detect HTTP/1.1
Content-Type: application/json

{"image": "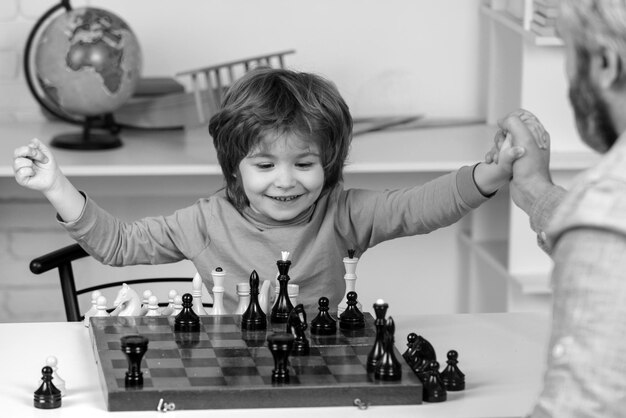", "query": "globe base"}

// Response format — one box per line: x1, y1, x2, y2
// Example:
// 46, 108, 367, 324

51, 132, 122, 150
